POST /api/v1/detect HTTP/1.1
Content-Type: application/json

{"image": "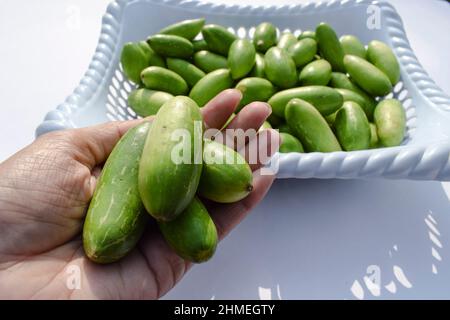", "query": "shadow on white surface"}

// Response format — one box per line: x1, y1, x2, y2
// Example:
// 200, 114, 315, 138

163, 179, 450, 299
